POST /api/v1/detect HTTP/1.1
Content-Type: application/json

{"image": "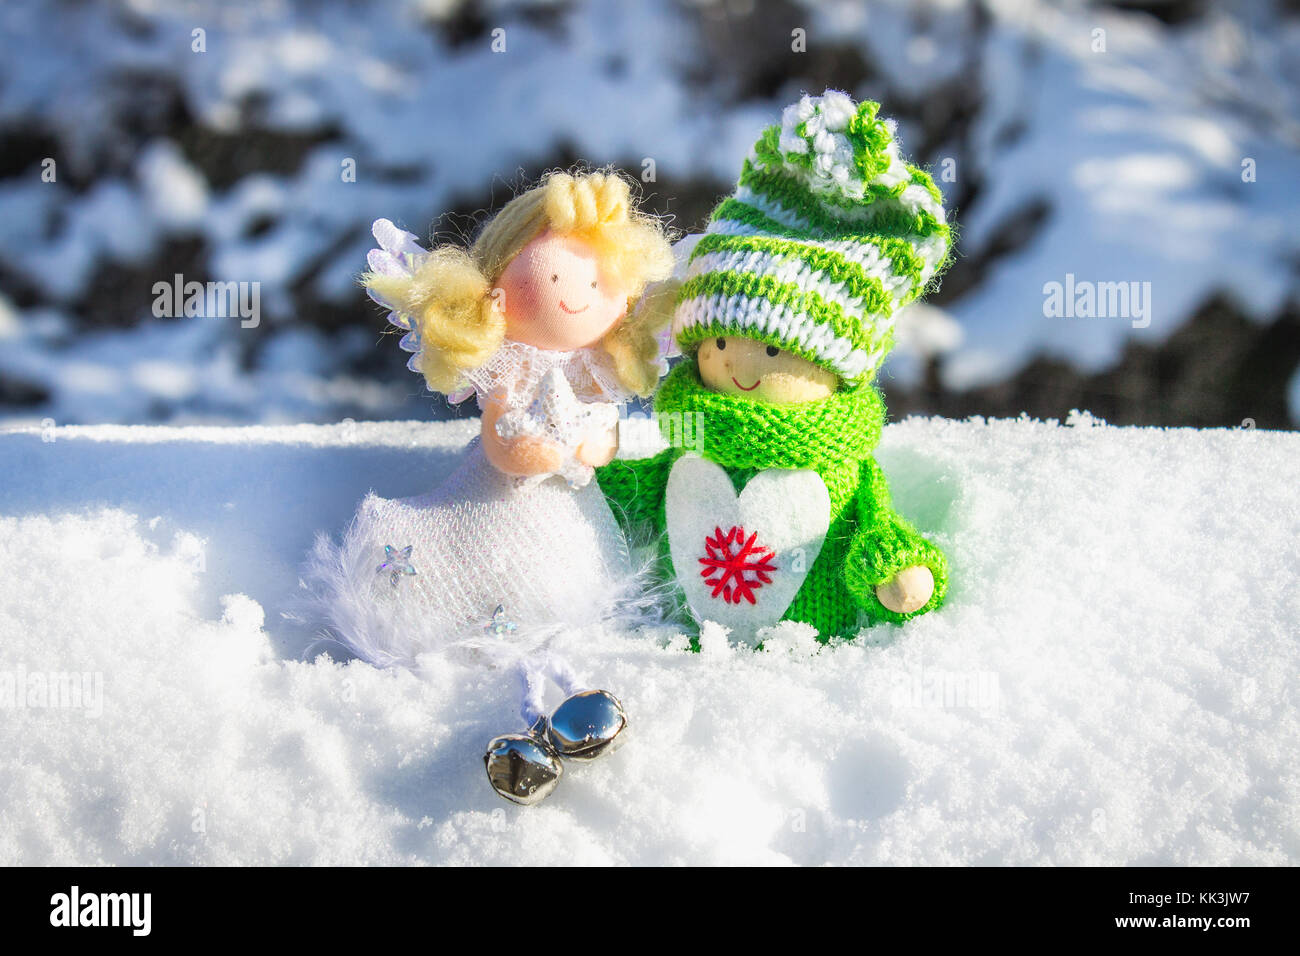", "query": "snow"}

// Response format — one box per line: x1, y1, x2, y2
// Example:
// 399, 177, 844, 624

3, 0, 1298, 423
2, 416, 1297, 864
933, 2, 1300, 388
